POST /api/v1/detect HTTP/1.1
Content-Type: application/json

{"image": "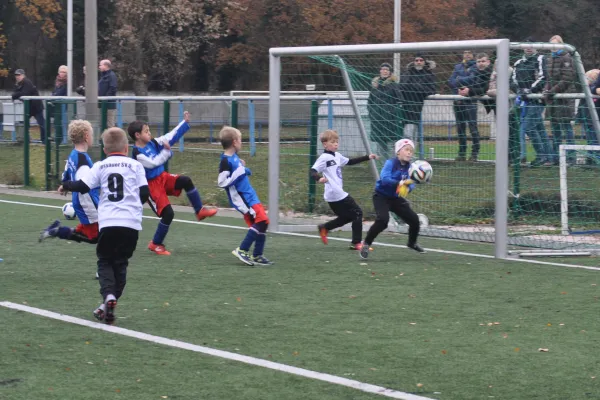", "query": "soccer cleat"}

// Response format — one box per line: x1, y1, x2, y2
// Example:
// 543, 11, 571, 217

349, 243, 373, 251
148, 241, 171, 256
95, 271, 99, 280
455, 155, 466, 162
104, 294, 117, 325
359, 242, 370, 259
39, 220, 61, 242
318, 224, 328, 245
196, 207, 218, 221
252, 255, 274, 265
468, 155, 478, 162
232, 247, 254, 266
407, 243, 426, 254
93, 303, 105, 321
